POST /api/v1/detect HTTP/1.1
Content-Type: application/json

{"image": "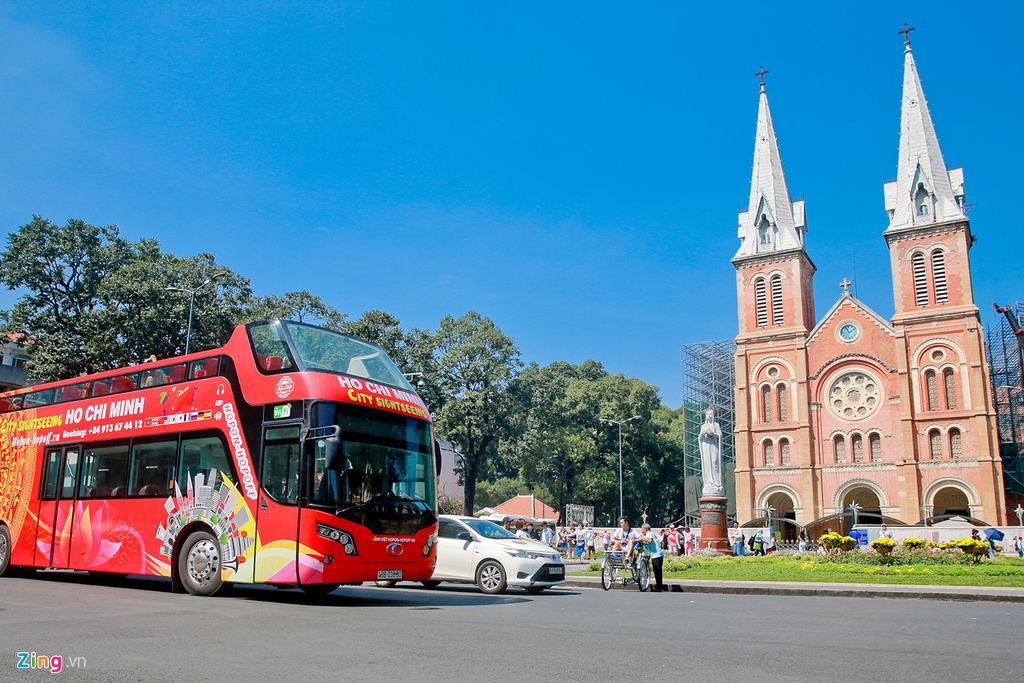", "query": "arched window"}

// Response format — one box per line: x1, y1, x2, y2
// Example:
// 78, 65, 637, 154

852, 434, 864, 463
929, 429, 942, 459
771, 274, 783, 326
780, 438, 791, 466
777, 384, 788, 422
761, 385, 773, 423
925, 370, 938, 411
949, 428, 962, 459
755, 278, 768, 327
912, 252, 928, 307
943, 368, 957, 410
764, 440, 774, 467
931, 249, 948, 304
834, 436, 846, 464
869, 433, 881, 462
